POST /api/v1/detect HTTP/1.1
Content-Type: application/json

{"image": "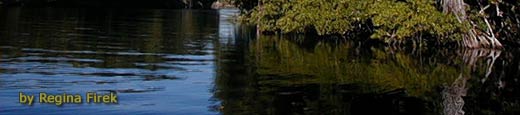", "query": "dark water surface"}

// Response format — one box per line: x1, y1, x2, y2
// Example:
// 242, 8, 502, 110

1, 8, 520, 115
